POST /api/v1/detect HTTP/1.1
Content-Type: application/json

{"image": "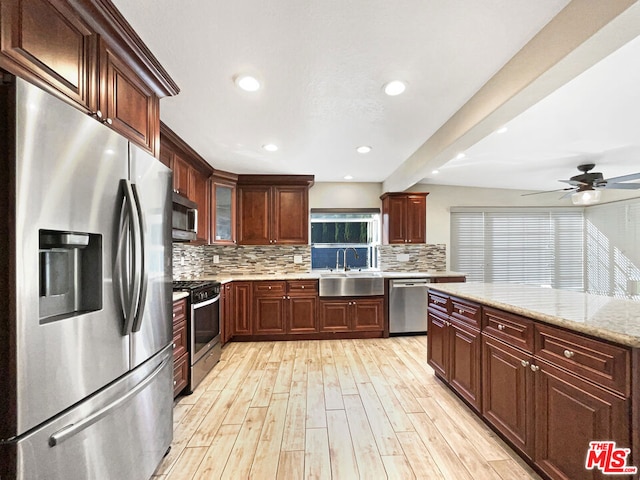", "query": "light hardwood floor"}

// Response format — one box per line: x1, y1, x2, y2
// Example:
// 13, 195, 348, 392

153, 337, 541, 479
